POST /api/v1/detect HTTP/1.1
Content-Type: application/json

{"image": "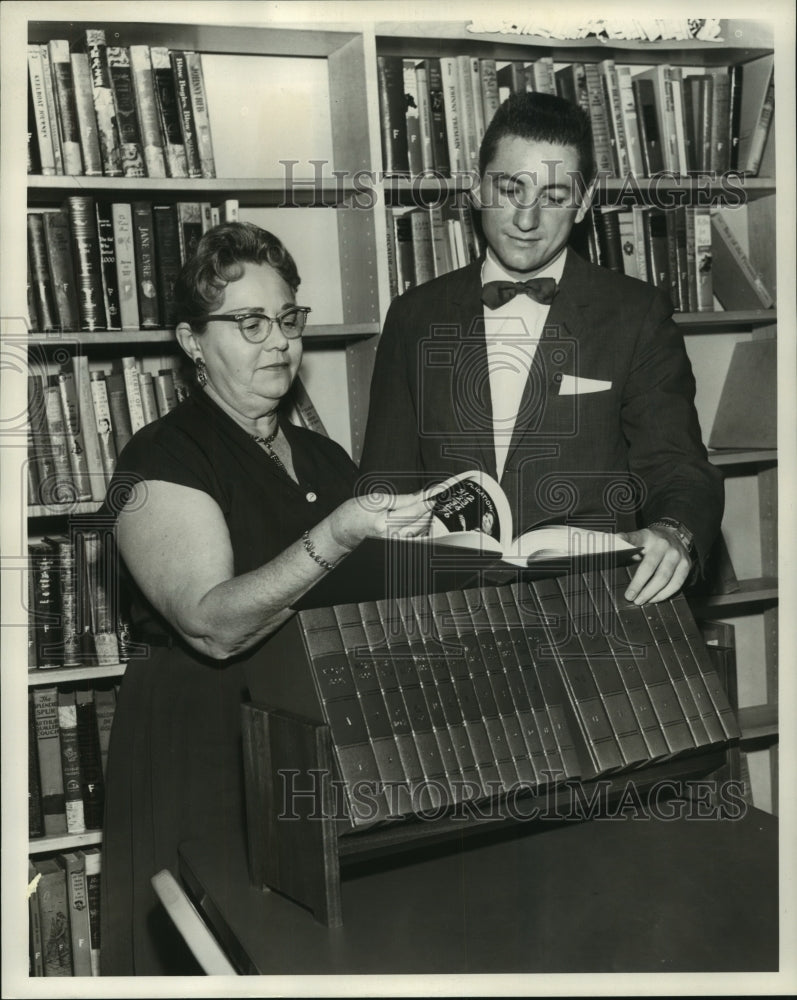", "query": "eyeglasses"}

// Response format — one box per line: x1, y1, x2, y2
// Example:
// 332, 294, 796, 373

200, 306, 311, 342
